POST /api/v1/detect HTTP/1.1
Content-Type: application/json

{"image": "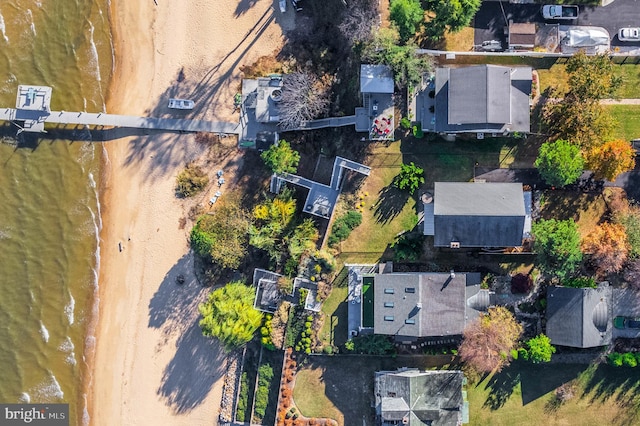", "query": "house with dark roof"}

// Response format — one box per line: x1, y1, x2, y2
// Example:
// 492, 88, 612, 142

253, 268, 284, 313
347, 265, 490, 341
375, 368, 468, 426
423, 182, 528, 248
424, 64, 531, 135
546, 285, 612, 348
